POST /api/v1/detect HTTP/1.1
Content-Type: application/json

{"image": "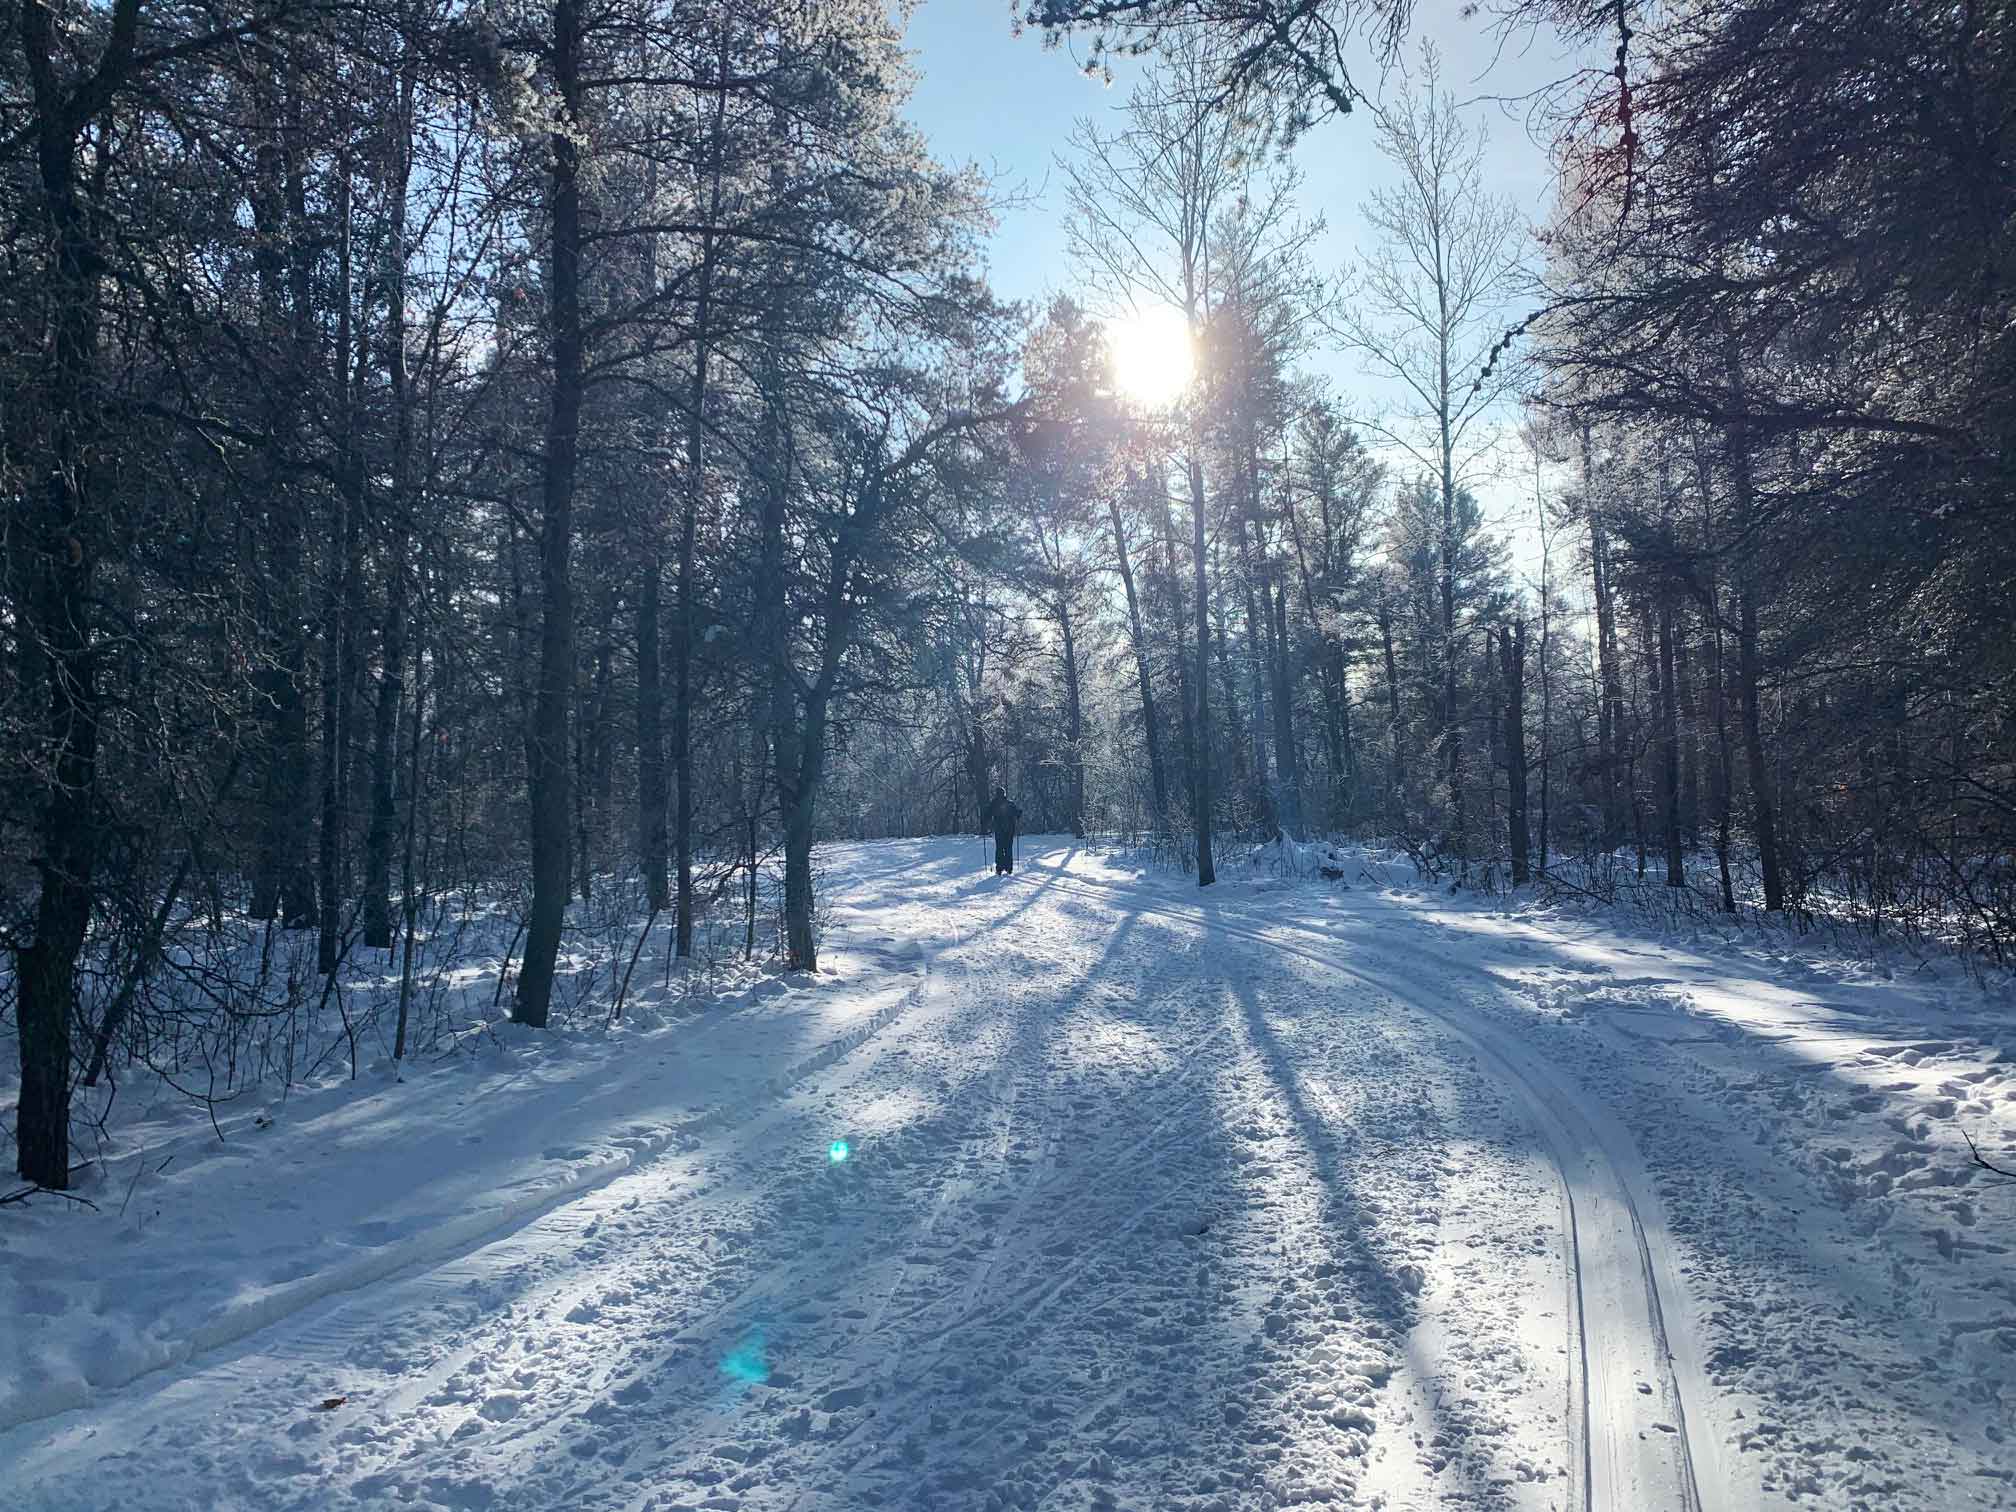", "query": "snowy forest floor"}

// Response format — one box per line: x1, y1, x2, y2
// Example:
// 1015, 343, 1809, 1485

4, 836, 2015, 1511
